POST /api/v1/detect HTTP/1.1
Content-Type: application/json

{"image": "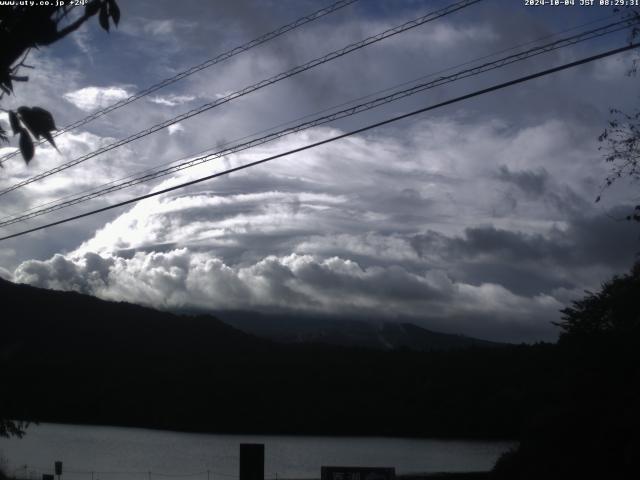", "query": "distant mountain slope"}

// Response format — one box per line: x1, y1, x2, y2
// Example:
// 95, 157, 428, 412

0, 277, 269, 357
0, 276, 502, 353
213, 310, 505, 350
